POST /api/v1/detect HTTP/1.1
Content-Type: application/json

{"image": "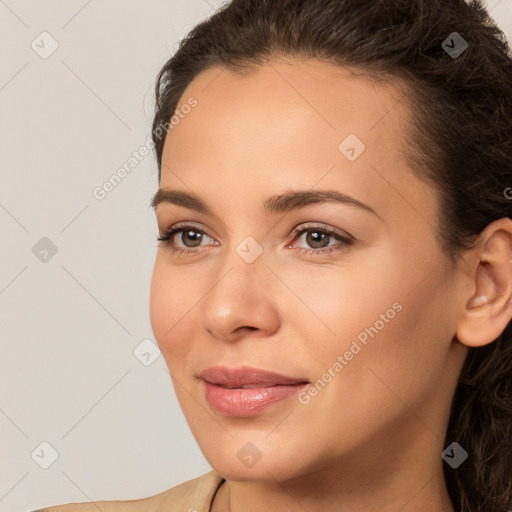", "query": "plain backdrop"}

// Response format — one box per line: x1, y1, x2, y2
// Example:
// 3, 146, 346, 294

0, 1, 511, 511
